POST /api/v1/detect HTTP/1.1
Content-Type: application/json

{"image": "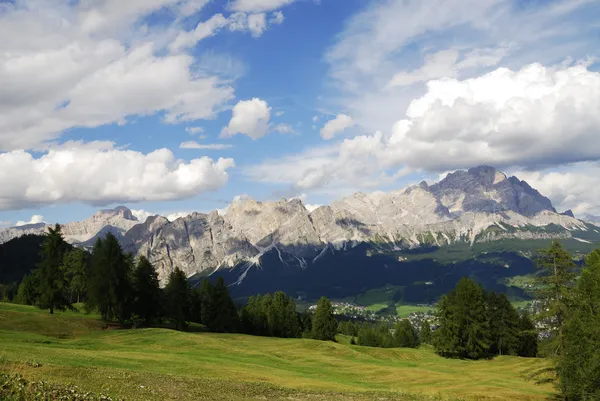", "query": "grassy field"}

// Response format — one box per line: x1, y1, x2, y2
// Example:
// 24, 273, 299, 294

0, 303, 556, 400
